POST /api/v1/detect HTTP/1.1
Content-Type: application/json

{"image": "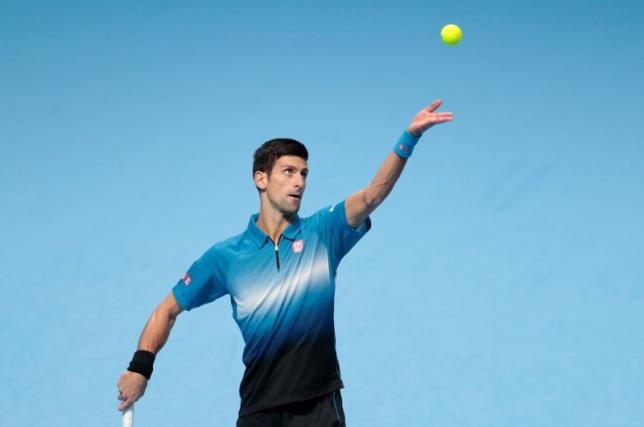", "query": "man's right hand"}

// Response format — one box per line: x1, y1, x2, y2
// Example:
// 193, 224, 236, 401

117, 371, 148, 411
